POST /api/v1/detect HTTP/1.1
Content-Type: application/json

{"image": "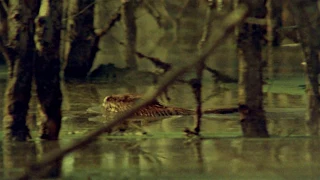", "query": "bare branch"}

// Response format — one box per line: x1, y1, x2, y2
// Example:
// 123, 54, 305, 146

95, 6, 122, 37
18, 5, 248, 179
63, 1, 95, 21
0, 36, 10, 65
198, 0, 214, 54
190, 73, 203, 135
84, 7, 122, 77
118, 40, 237, 81
0, 0, 8, 14
142, 0, 162, 27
